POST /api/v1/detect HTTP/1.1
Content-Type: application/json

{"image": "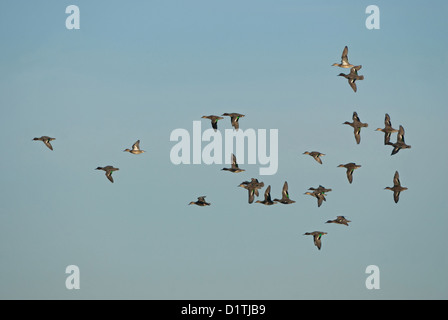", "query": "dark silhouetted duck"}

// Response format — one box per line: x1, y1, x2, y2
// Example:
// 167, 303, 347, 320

222, 113, 244, 131
385, 171, 408, 203
386, 125, 411, 156
338, 162, 361, 184
95, 166, 119, 183
332, 46, 354, 69
222, 153, 245, 173
338, 65, 364, 92
304, 231, 327, 250
343, 111, 368, 144
33, 136, 55, 151
124, 140, 145, 154
273, 181, 295, 204
189, 196, 211, 206
326, 216, 351, 226
202, 115, 224, 131
375, 113, 398, 145
256, 185, 275, 205
303, 151, 325, 164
